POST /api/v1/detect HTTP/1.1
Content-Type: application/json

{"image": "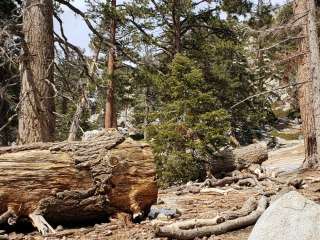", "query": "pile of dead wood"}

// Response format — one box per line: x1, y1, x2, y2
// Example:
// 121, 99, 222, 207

0, 130, 158, 234
155, 141, 290, 240
155, 171, 306, 240
156, 195, 268, 240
